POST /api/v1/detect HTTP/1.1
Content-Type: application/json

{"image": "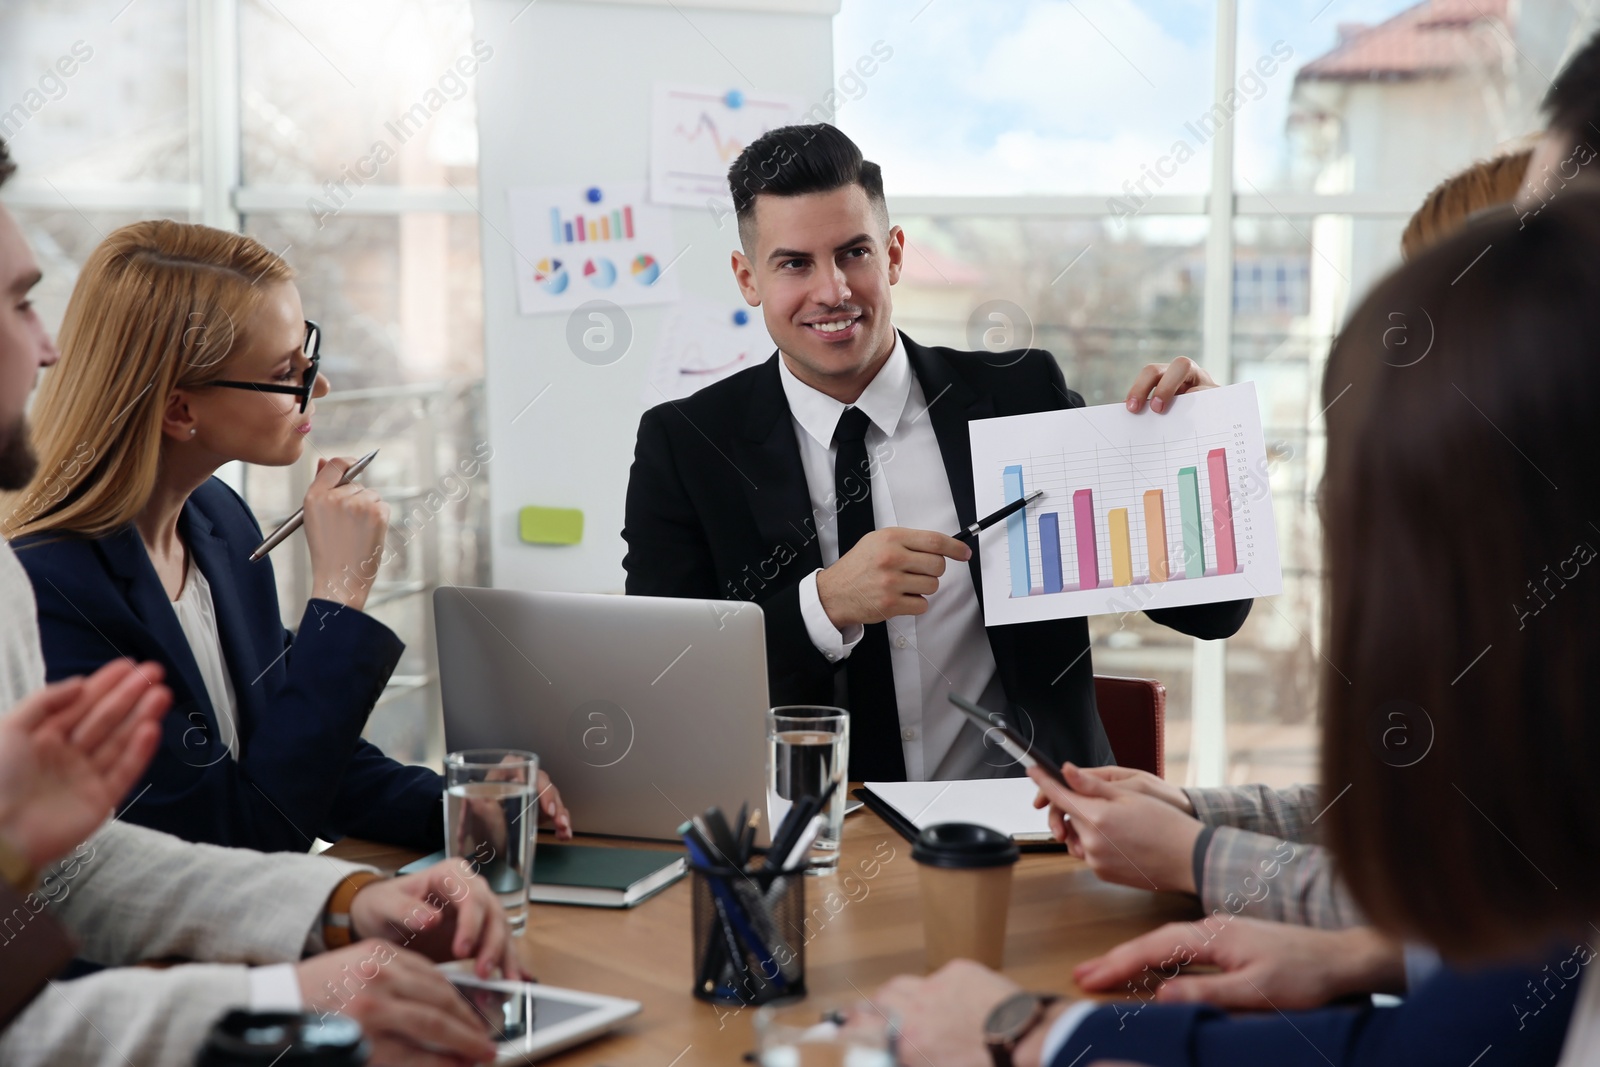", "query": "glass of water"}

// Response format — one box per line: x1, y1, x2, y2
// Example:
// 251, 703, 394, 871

445, 748, 539, 933
755, 1002, 896, 1067
767, 707, 850, 874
